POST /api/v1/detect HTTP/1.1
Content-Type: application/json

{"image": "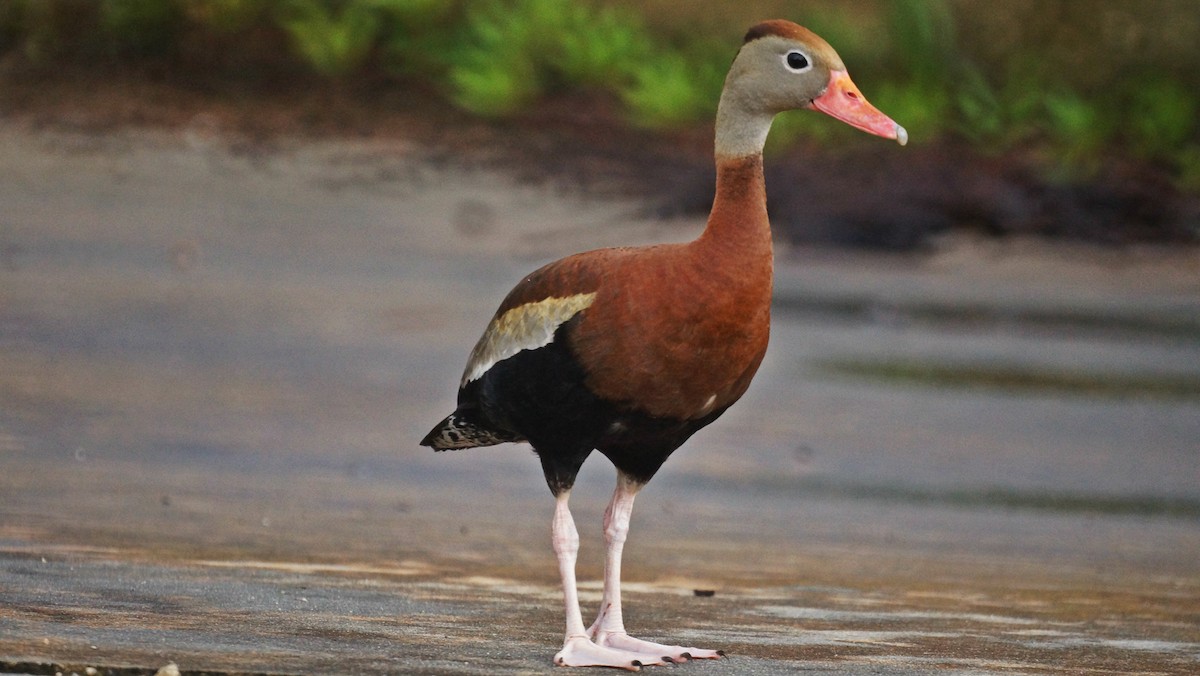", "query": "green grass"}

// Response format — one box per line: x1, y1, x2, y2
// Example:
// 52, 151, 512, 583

445, 0, 655, 116
1127, 76, 1198, 158
620, 38, 725, 128
276, 0, 382, 78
